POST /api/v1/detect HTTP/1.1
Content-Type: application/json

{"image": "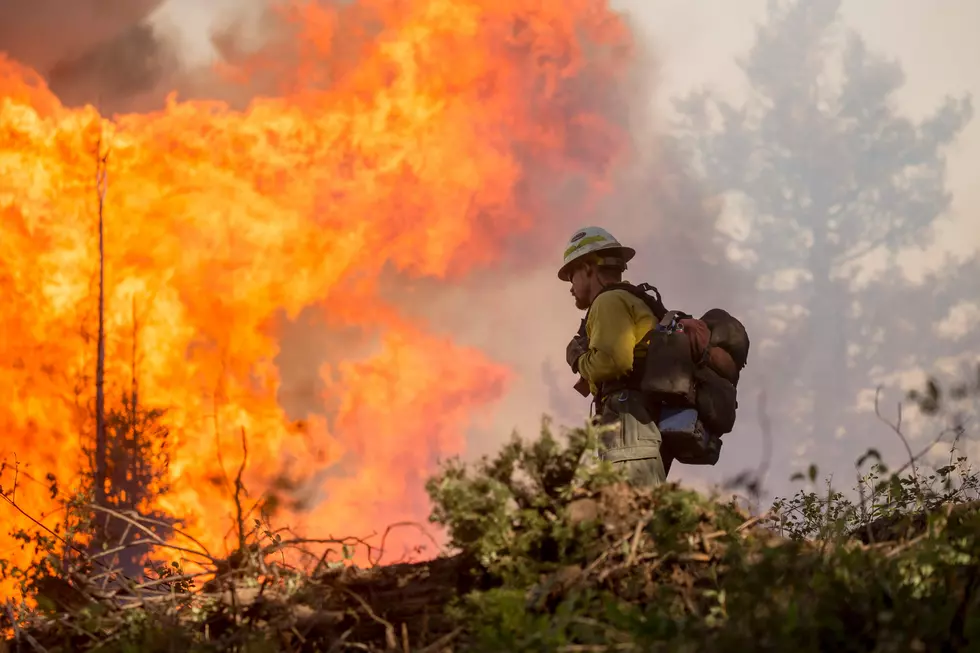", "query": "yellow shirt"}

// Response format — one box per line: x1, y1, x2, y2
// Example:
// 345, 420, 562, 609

577, 287, 655, 396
